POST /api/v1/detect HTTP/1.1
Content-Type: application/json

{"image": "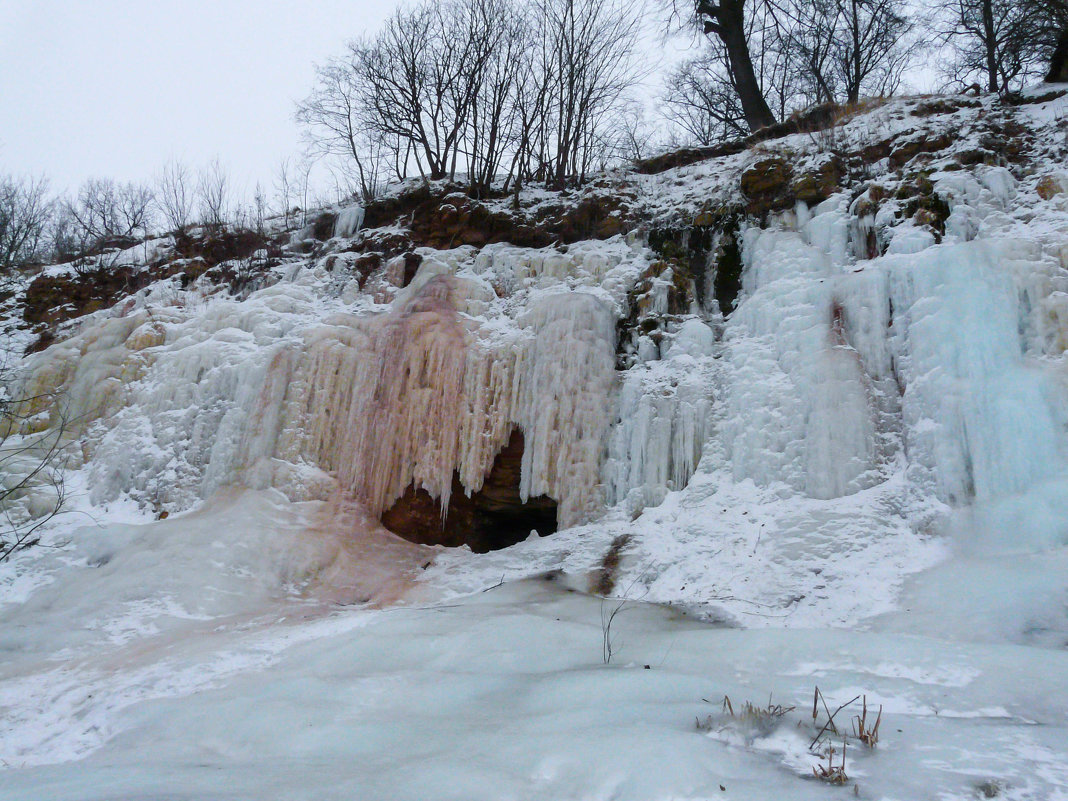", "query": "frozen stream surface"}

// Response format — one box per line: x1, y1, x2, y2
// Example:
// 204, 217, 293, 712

0, 494, 1066, 801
